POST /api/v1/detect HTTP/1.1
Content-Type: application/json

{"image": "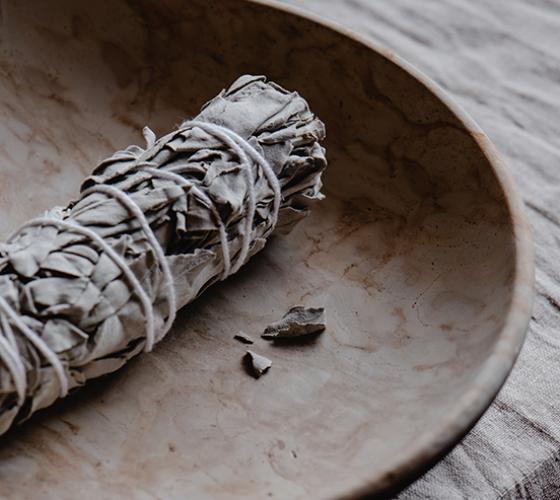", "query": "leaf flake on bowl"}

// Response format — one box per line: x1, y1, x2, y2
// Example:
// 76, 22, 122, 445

244, 350, 272, 378
261, 306, 326, 340
234, 331, 254, 344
